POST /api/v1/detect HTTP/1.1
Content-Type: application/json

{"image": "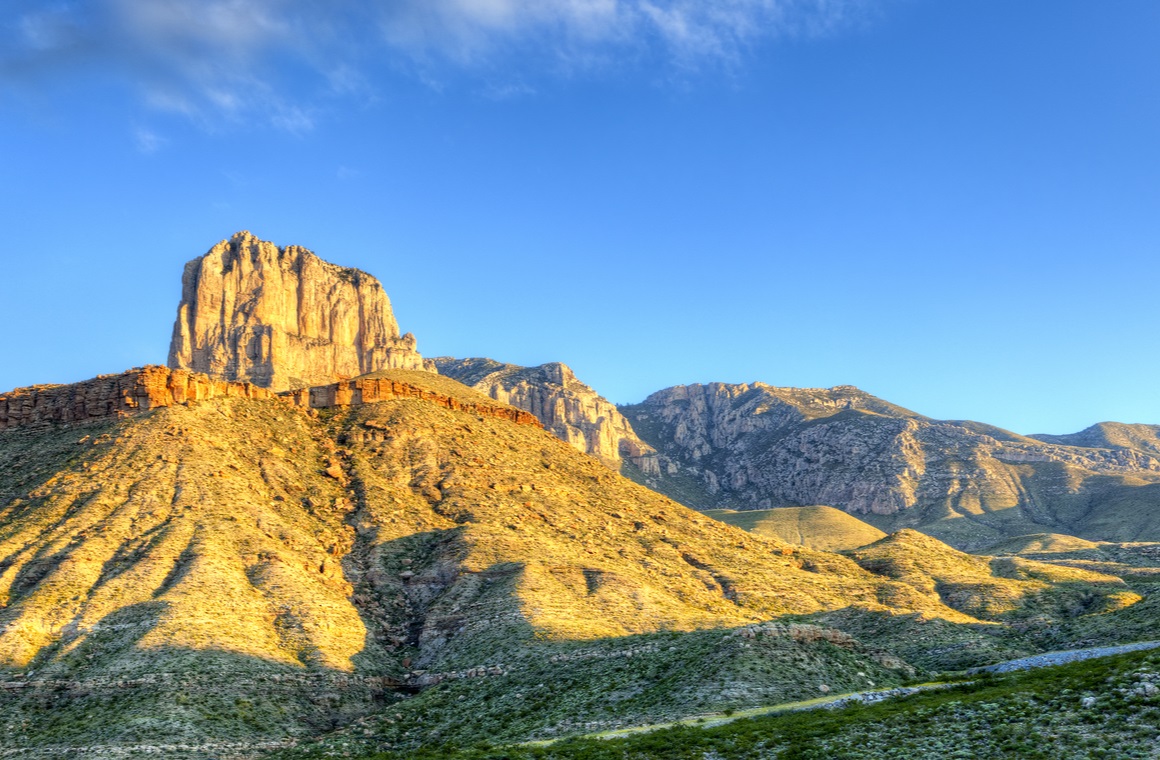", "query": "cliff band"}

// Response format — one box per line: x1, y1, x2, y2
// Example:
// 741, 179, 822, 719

0, 368, 541, 432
